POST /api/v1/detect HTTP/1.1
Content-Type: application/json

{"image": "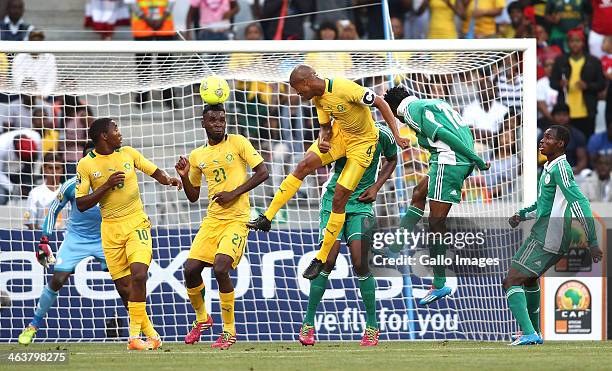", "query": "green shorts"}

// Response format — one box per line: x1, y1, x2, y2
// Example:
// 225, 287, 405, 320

511, 237, 563, 277
319, 210, 373, 245
427, 163, 473, 204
